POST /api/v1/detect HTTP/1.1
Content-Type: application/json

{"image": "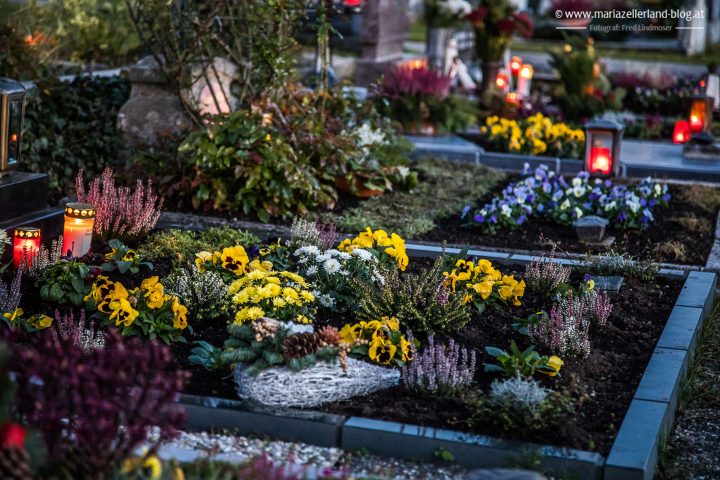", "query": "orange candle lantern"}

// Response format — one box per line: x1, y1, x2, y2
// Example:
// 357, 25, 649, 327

510, 56, 522, 76
495, 72, 510, 92
584, 119, 624, 177
517, 64, 533, 98
688, 94, 713, 134
672, 120, 691, 144
13, 227, 40, 268
62, 203, 96, 257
